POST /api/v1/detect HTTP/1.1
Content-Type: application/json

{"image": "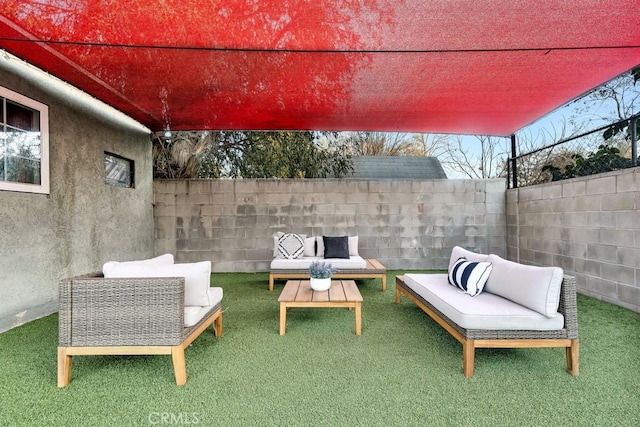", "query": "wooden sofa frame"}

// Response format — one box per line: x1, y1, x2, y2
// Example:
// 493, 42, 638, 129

269, 258, 387, 292
395, 275, 579, 378
58, 272, 222, 387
